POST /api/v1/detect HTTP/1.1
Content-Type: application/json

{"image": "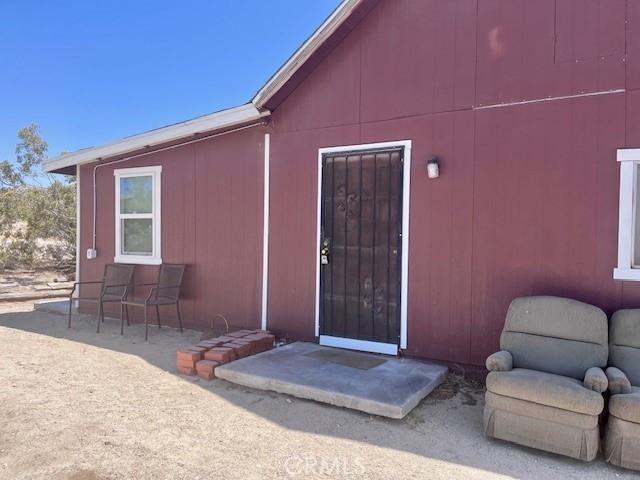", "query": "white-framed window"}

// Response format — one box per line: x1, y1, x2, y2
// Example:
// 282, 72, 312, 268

114, 166, 162, 265
614, 149, 640, 280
